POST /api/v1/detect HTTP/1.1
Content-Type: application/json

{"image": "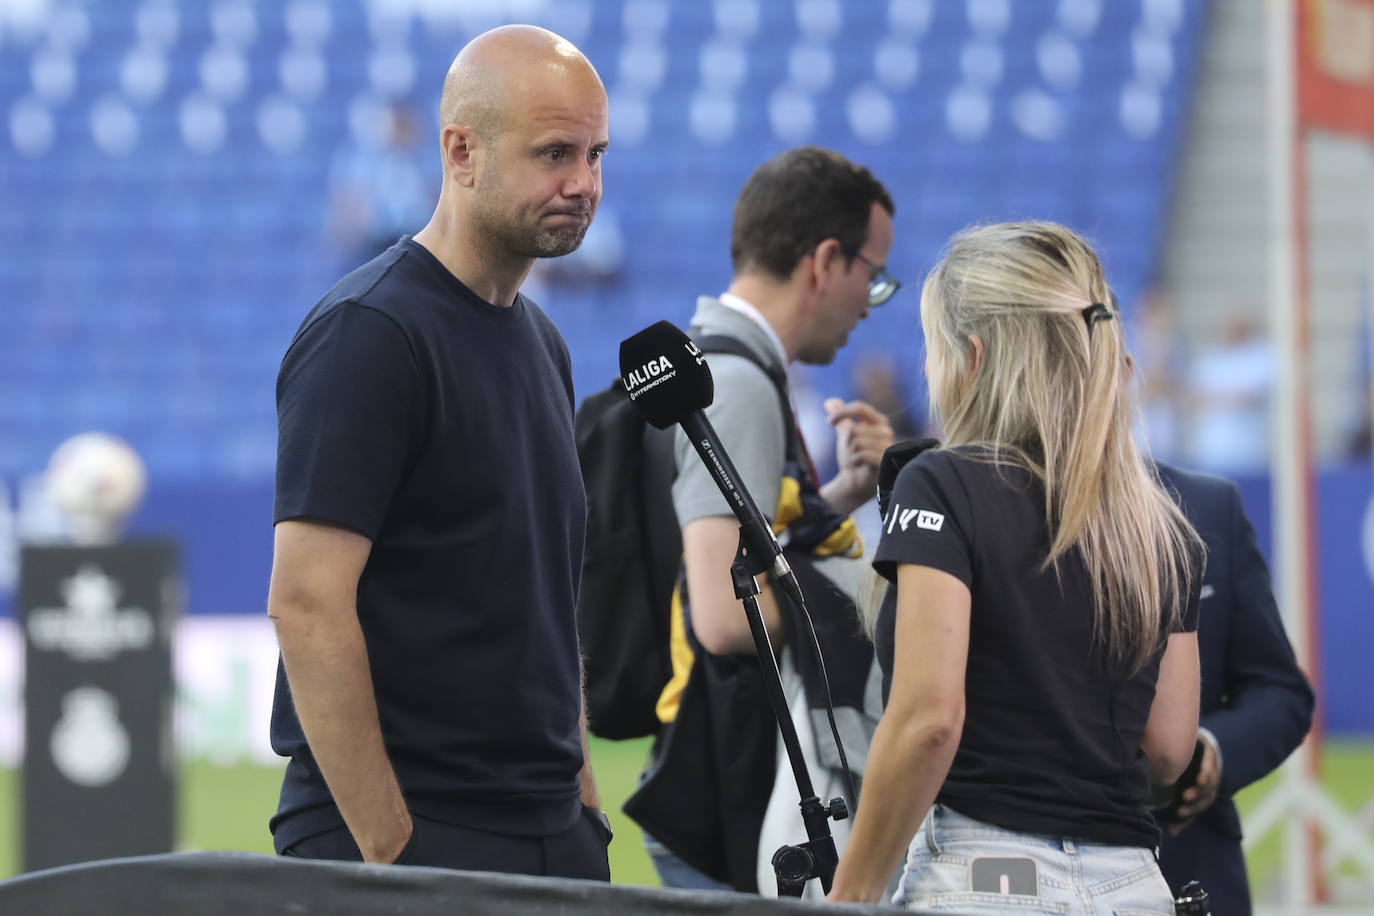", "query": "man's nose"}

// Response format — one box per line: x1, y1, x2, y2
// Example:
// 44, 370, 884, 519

564, 158, 598, 199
